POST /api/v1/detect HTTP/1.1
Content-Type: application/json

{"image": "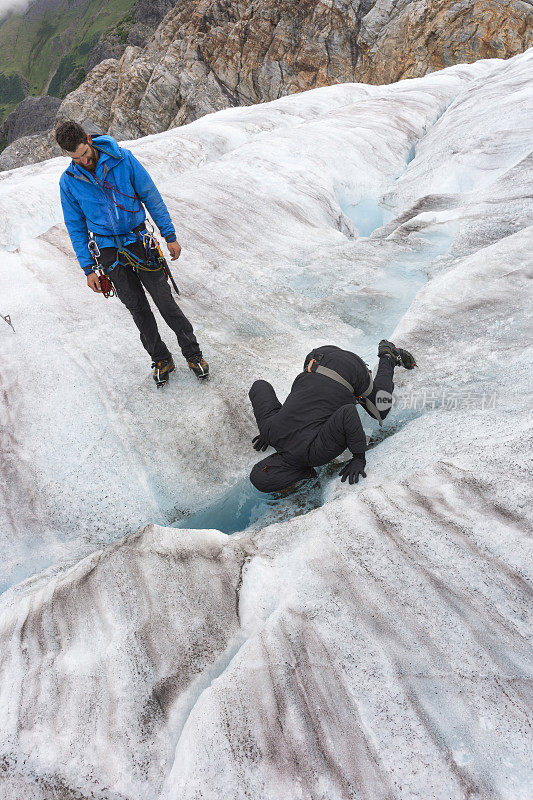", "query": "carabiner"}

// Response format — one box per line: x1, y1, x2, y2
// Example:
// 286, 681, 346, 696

88, 237, 101, 263
142, 232, 157, 251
